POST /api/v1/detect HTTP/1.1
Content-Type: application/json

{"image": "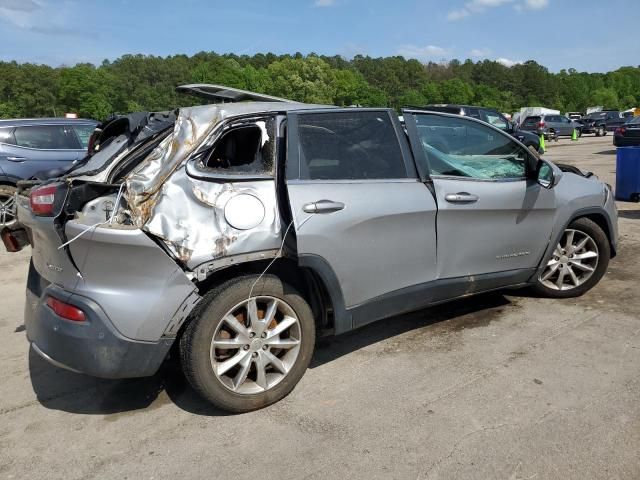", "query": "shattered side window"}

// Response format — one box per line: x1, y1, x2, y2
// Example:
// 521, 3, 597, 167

414, 113, 527, 180
199, 118, 275, 175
